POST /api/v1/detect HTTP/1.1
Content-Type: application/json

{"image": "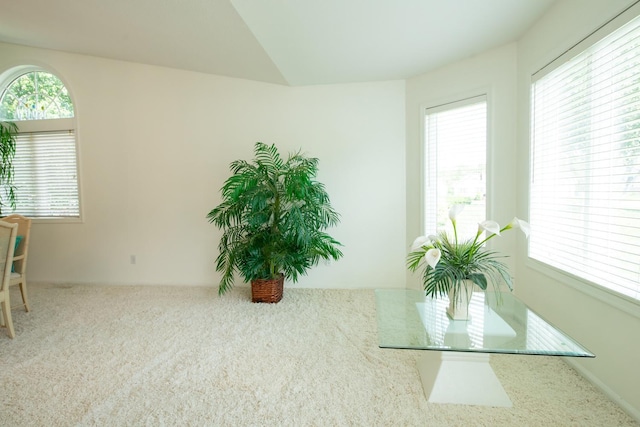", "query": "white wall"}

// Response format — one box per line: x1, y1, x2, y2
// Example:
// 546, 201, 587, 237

0, 42, 407, 290
405, 43, 519, 289
516, 0, 640, 420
